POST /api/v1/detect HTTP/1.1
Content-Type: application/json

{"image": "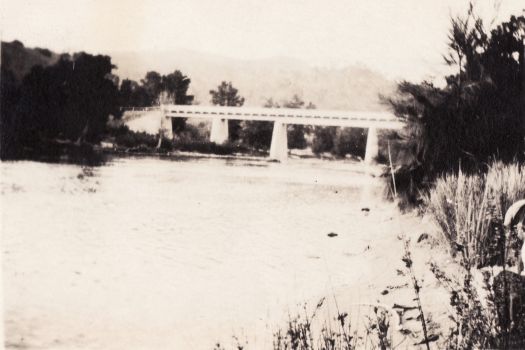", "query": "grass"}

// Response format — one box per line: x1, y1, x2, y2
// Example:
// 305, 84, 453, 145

423, 161, 525, 268
424, 161, 525, 349
271, 300, 392, 350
